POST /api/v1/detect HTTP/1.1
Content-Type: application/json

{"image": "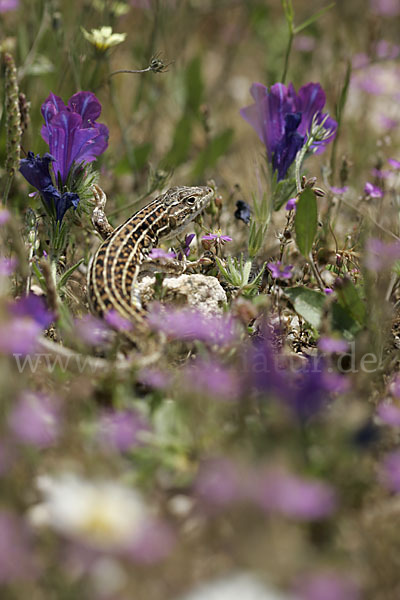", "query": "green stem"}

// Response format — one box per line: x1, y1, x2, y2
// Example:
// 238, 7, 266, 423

2, 174, 13, 207
281, 29, 294, 84
308, 250, 325, 291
